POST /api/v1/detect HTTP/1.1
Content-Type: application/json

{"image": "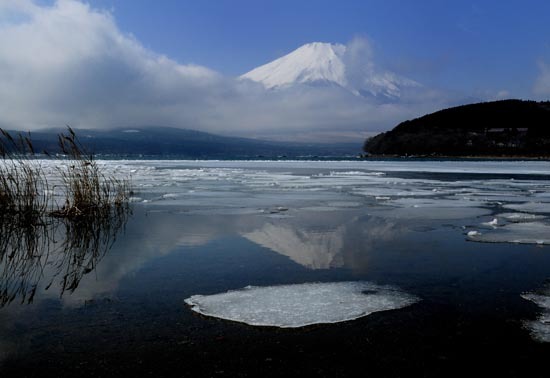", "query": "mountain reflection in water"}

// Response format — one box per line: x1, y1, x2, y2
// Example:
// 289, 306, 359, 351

0, 207, 130, 307
242, 215, 402, 270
